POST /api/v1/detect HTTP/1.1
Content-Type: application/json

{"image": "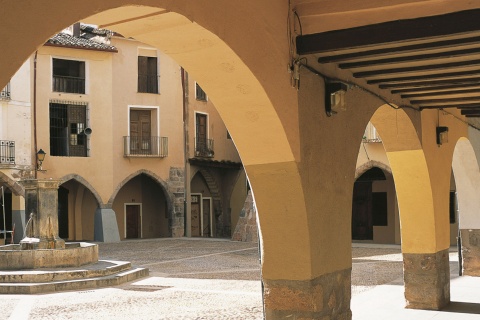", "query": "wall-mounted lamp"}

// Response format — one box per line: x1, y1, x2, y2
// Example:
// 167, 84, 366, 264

436, 126, 449, 146
37, 149, 46, 171
325, 81, 348, 117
